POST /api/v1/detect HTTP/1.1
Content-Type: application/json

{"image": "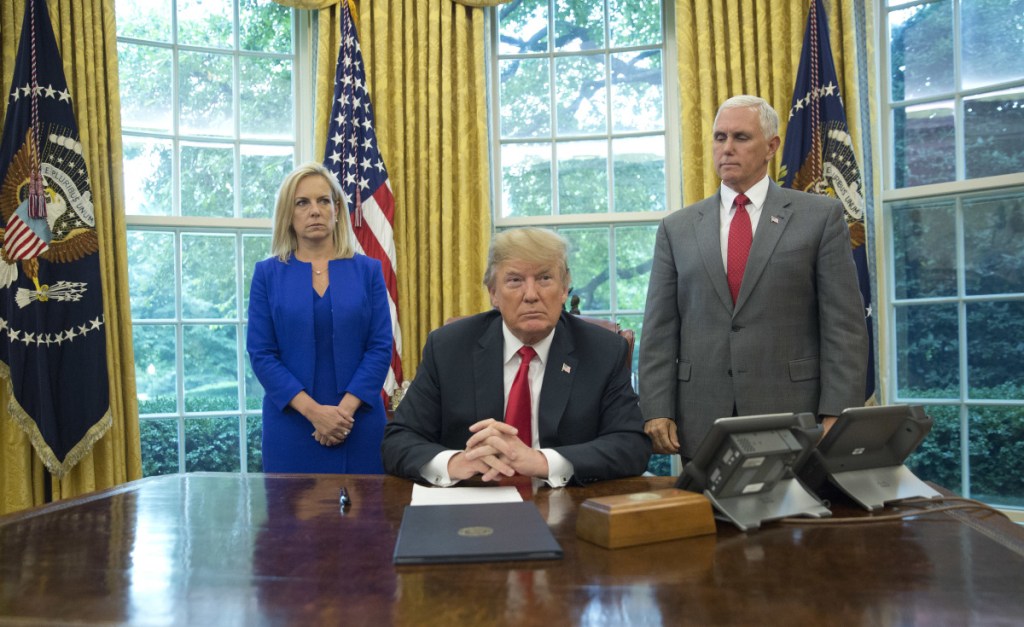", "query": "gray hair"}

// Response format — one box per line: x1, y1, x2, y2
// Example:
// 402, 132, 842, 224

483, 227, 570, 290
715, 95, 779, 140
